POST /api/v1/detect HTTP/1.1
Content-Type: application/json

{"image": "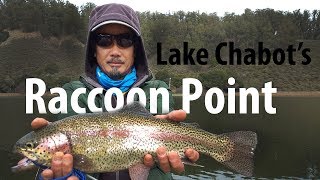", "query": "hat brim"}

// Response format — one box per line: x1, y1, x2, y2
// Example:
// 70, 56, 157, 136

91, 20, 140, 36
